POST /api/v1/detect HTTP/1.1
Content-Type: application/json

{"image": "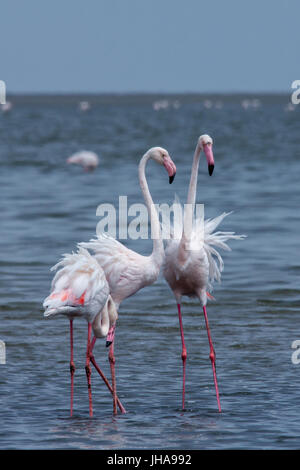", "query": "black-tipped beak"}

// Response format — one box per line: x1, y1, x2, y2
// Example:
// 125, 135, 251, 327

169, 173, 176, 184
106, 340, 112, 348
208, 164, 214, 176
